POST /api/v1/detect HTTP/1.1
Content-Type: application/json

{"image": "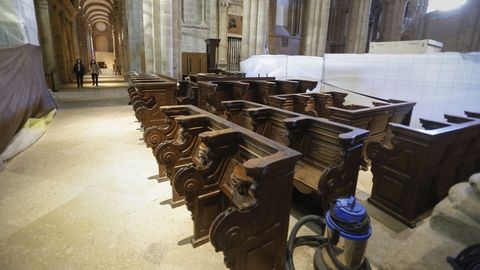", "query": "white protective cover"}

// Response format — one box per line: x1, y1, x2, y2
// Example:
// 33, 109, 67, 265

0, 0, 39, 47
324, 53, 480, 126
240, 55, 324, 91
241, 53, 480, 127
